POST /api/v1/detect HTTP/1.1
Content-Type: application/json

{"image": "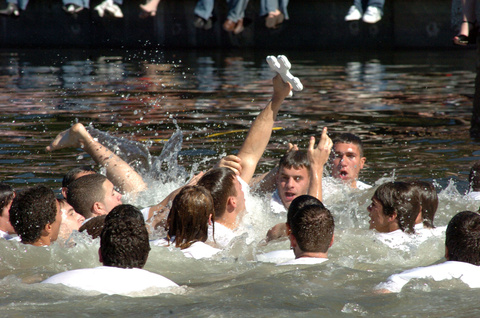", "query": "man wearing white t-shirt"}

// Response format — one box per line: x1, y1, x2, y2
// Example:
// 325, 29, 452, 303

42, 204, 178, 296
277, 195, 334, 266
376, 211, 480, 293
